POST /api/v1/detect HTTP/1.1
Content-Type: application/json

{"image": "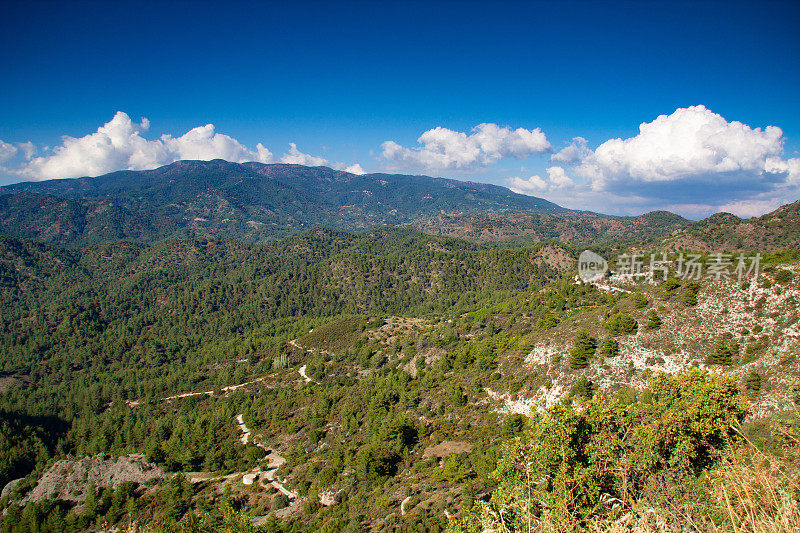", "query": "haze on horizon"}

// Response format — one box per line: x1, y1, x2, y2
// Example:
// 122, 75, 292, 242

1, 0, 798, 219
